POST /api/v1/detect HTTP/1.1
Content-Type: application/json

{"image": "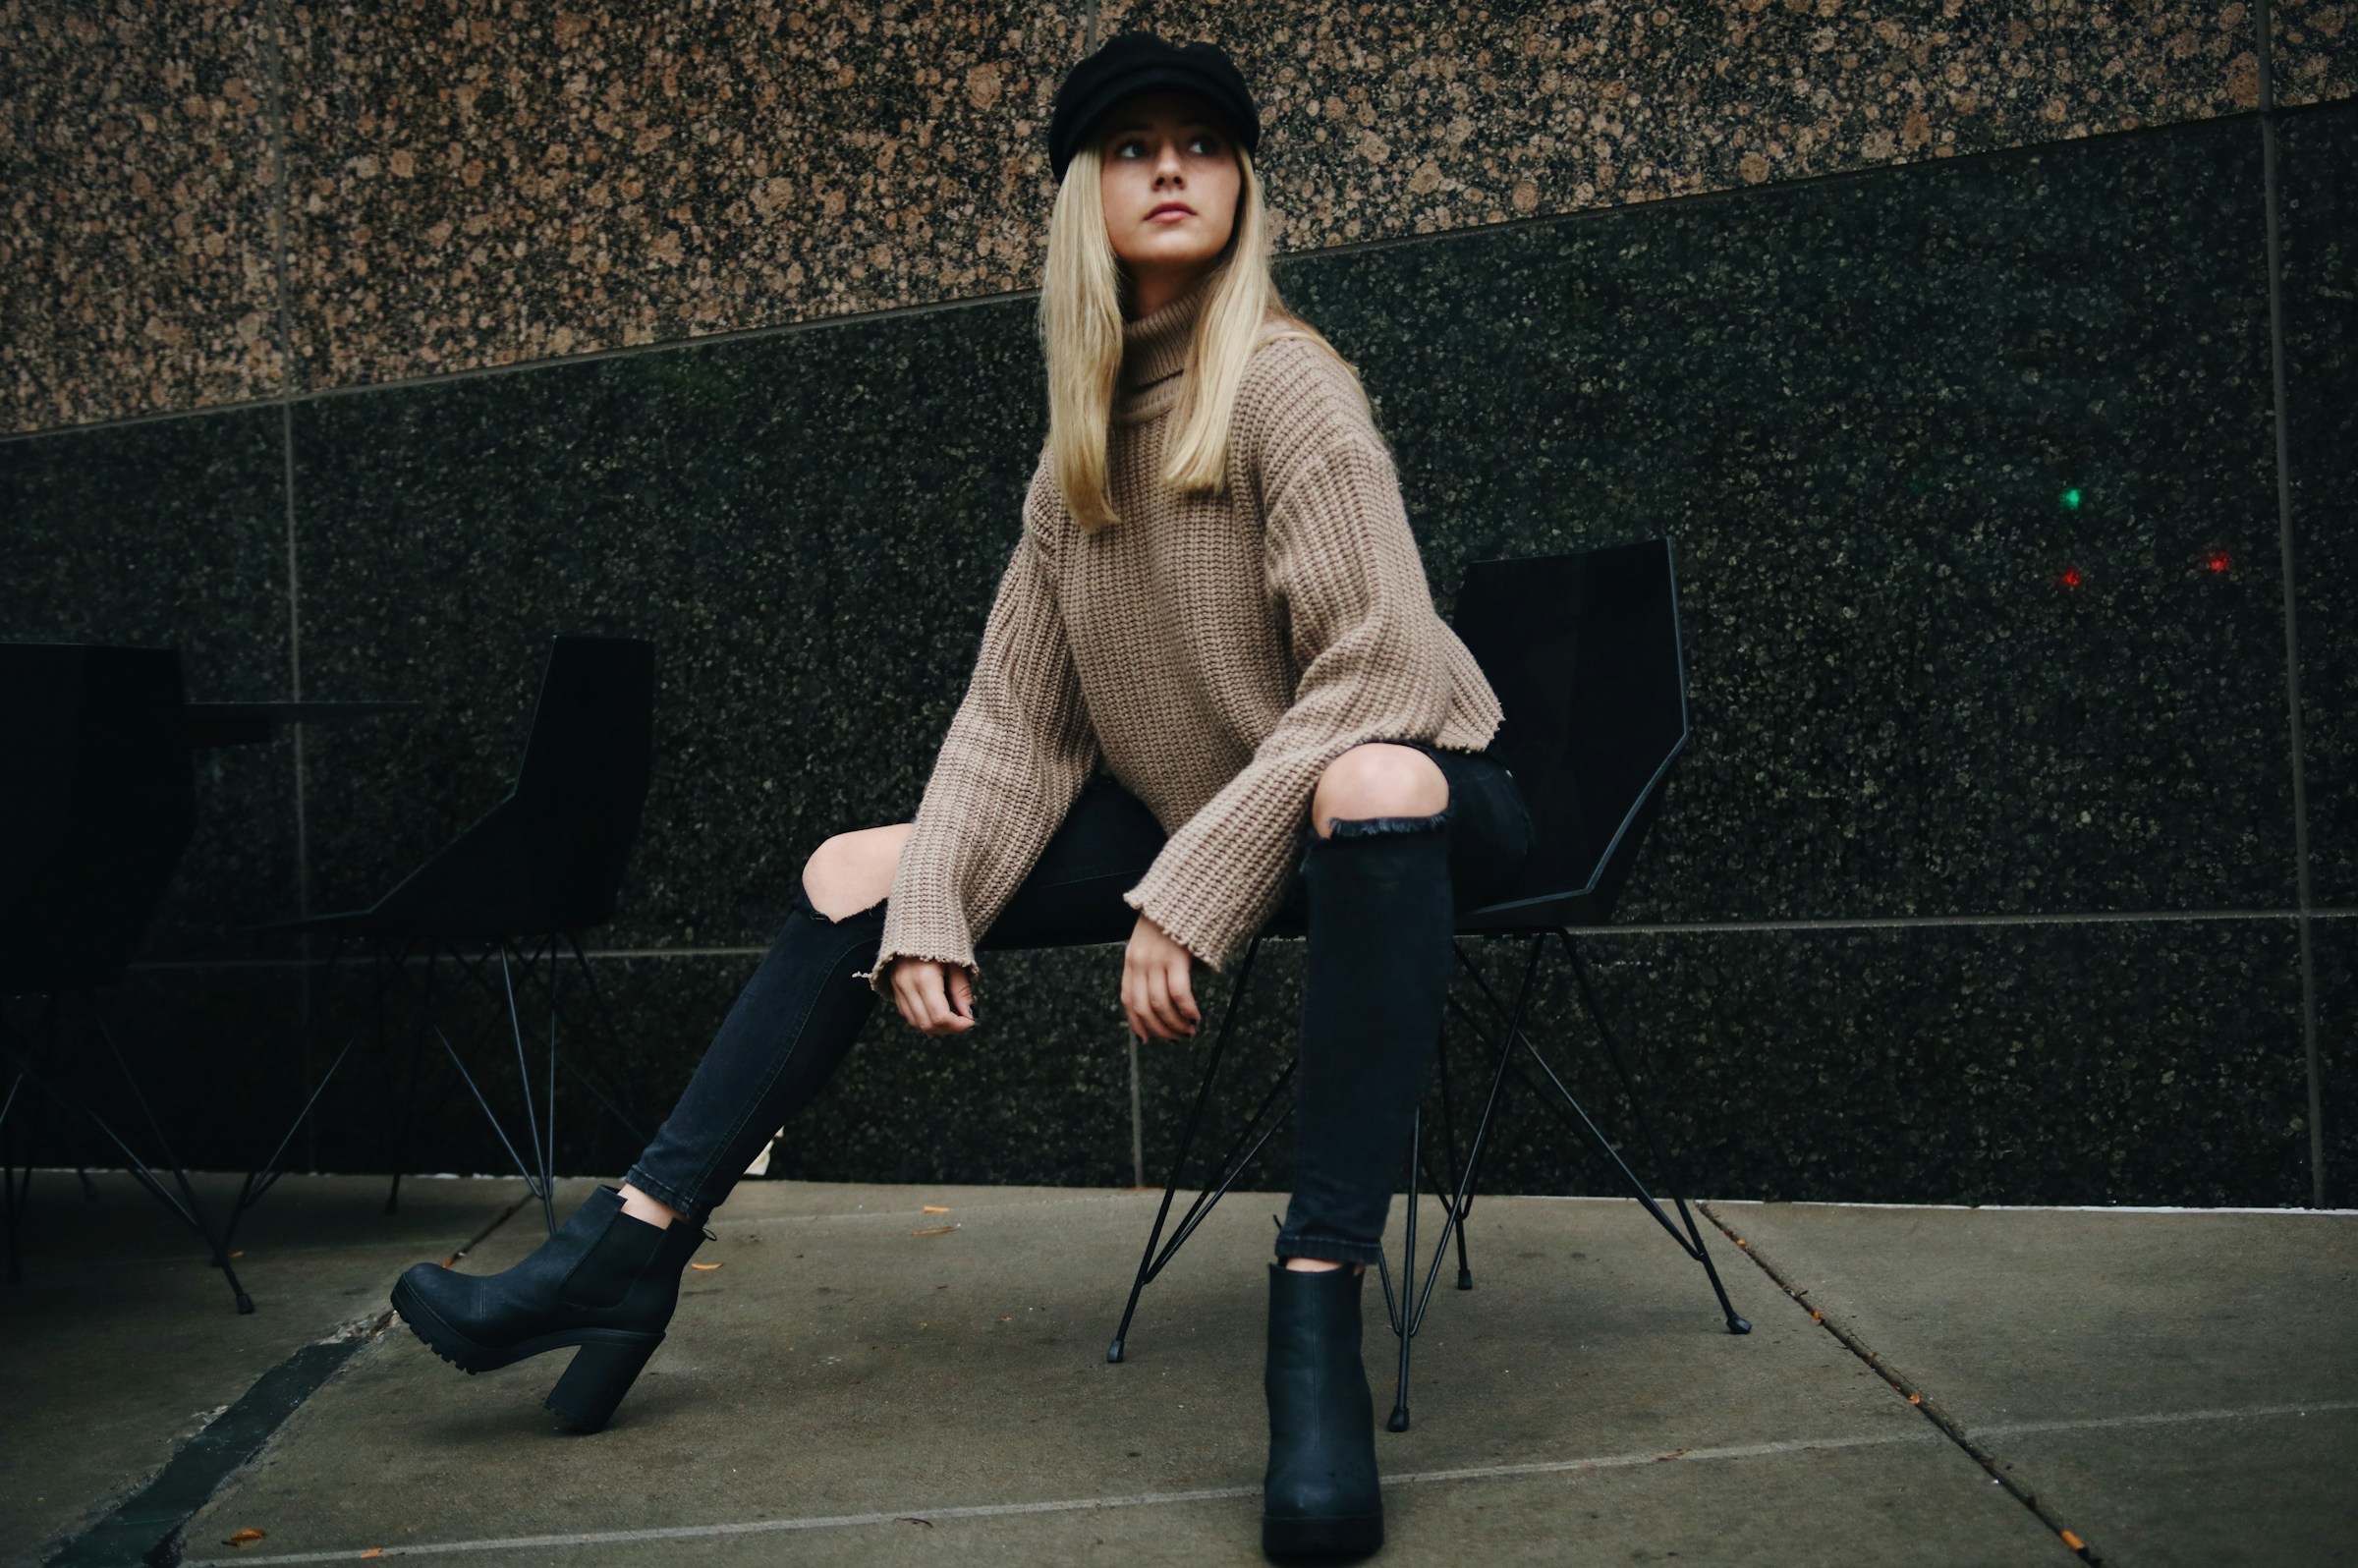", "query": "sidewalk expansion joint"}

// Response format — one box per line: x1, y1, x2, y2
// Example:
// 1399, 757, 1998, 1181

1699, 1201, 2102, 1565
42, 1190, 538, 1568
